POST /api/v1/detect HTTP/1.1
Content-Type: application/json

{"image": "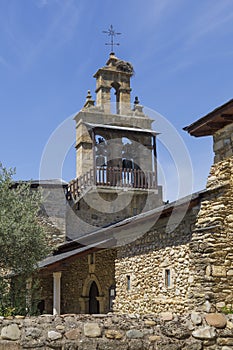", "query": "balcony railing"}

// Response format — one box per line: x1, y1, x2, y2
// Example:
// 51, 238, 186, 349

67, 167, 157, 200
